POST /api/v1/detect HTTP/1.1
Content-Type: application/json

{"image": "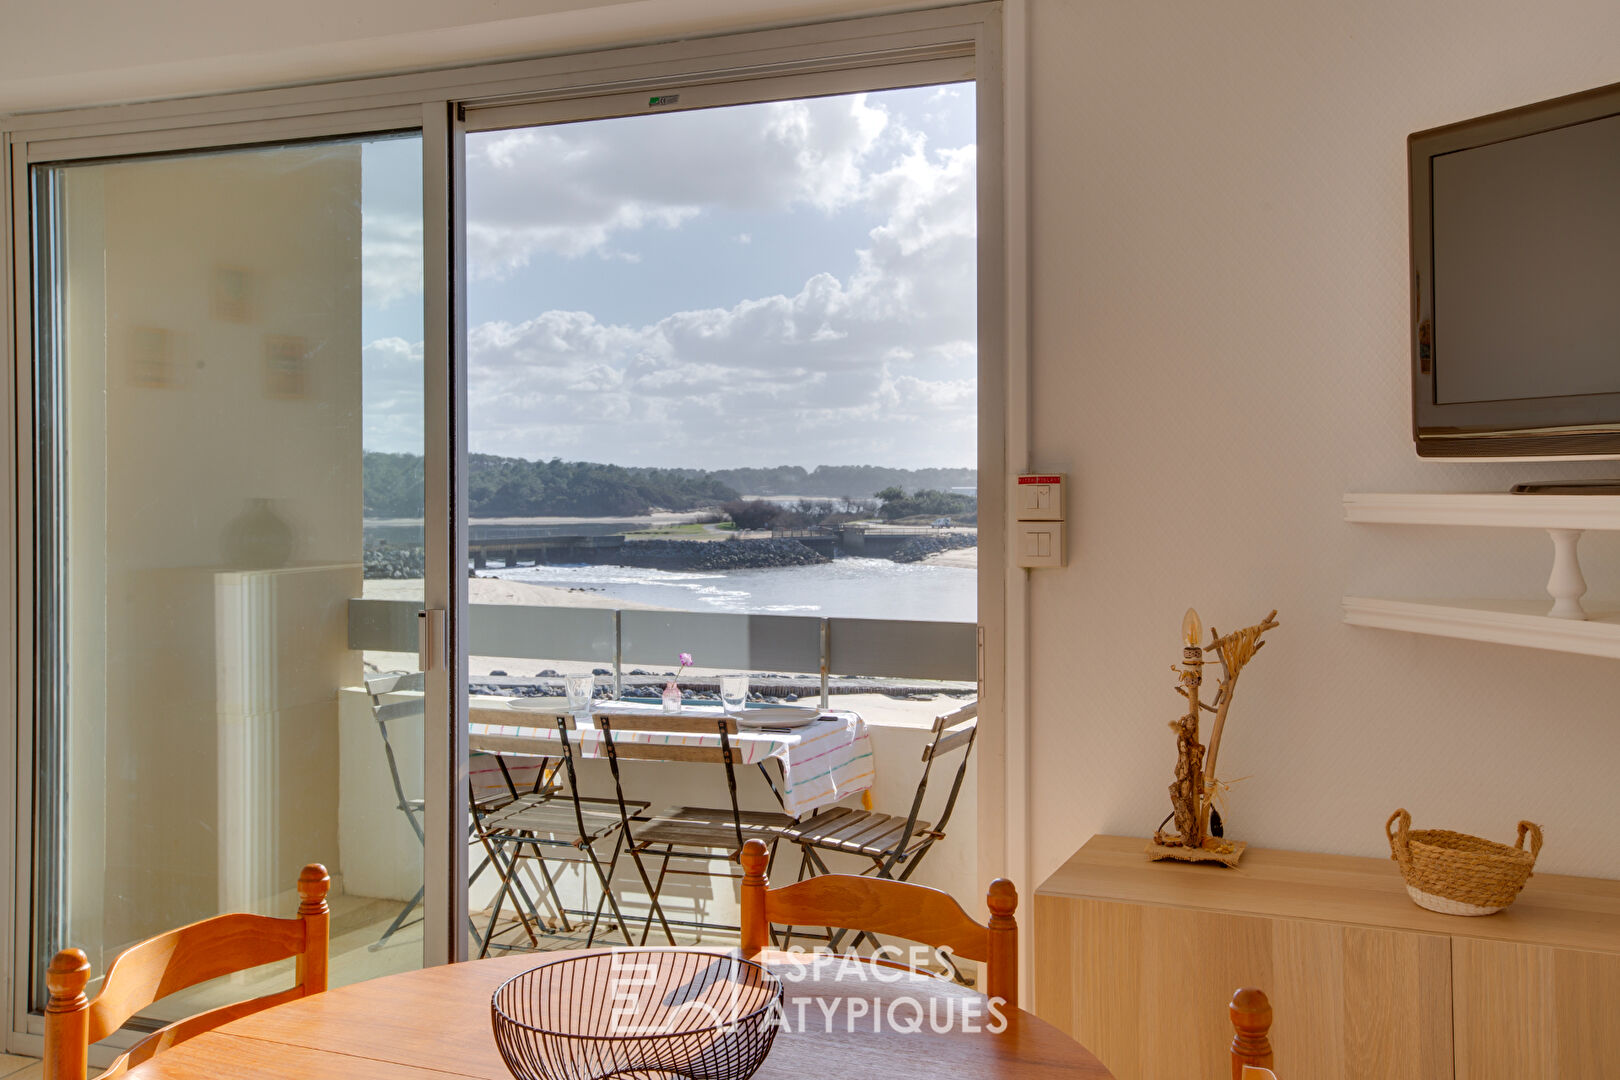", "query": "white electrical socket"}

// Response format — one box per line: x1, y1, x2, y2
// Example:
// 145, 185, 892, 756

1016, 521, 1065, 568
